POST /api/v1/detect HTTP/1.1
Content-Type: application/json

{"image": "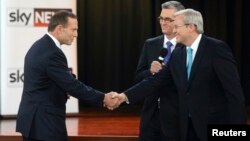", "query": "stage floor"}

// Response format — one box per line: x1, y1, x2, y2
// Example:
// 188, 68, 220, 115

0, 114, 140, 137
1, 107, 249, 141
